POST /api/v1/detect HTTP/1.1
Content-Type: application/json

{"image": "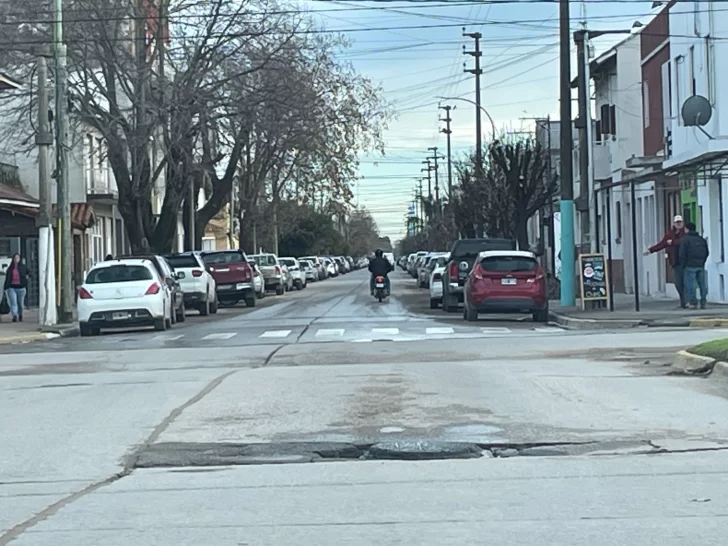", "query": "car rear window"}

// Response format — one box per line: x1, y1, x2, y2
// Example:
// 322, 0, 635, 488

165, 255, 199, 269
253, 255, 277, 266
86, 264, 153, 284
202, 251, 246, 265
452, 238, 517, 258
481, 256, 537, 272
280, 259, 296, 267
